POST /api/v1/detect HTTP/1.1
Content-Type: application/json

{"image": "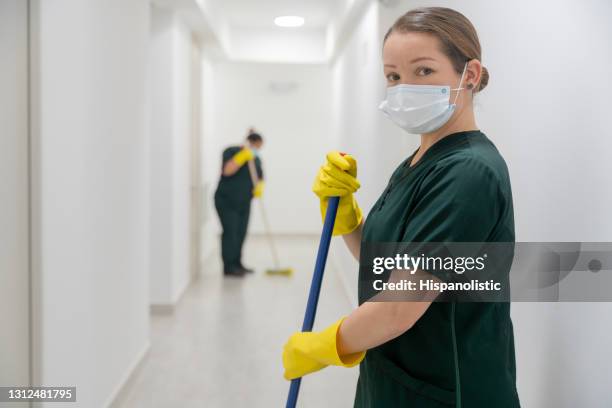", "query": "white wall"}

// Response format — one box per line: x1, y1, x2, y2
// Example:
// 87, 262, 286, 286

31, 0, 150, 406
149, 5, 174, 305
226, 26, 328, 64
333, 1, 612, 406
199, 49, 216, 263
0, 0, 30, 400
149, 5, 193, 305
205, 61, 333, 236
171, 15, 193, 300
